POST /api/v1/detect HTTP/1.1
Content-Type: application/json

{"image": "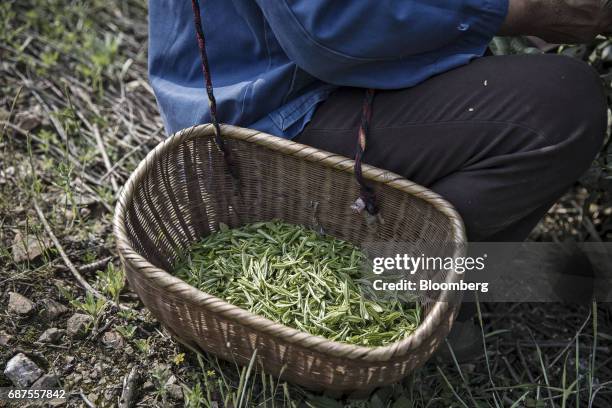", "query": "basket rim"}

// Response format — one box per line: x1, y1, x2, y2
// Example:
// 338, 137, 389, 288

113, 124, 467, 362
